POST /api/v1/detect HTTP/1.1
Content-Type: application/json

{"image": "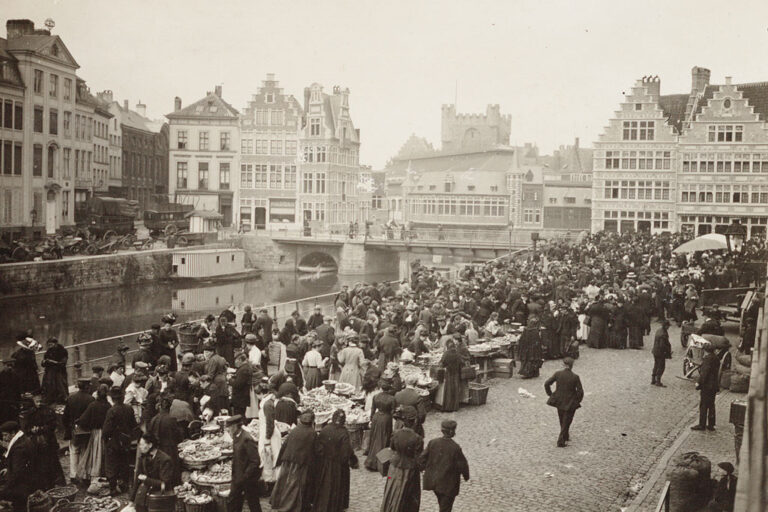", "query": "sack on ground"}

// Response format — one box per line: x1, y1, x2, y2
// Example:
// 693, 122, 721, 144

733, 359, 751, 377
719, 370, 732, 390
701, 334, 730, 350
730, 373, 750, 393
669, 451, 711, 512
735, 352, 752, 367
